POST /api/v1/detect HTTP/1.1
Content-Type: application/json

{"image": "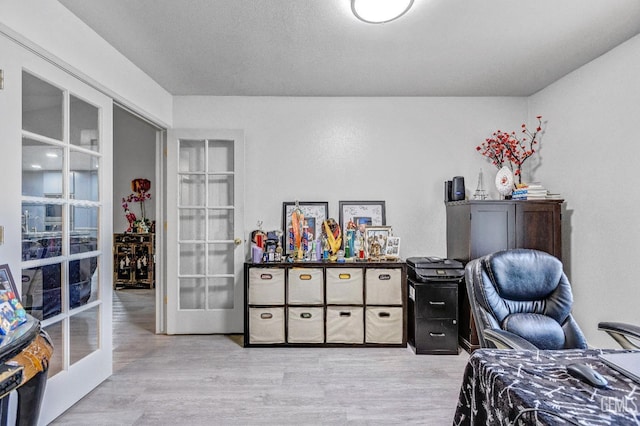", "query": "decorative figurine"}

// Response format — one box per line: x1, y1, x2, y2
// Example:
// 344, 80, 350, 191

291, 202, 305, 259
274, 241, 283, 262
322, 218, 342, 260
473, 168, 488, 200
